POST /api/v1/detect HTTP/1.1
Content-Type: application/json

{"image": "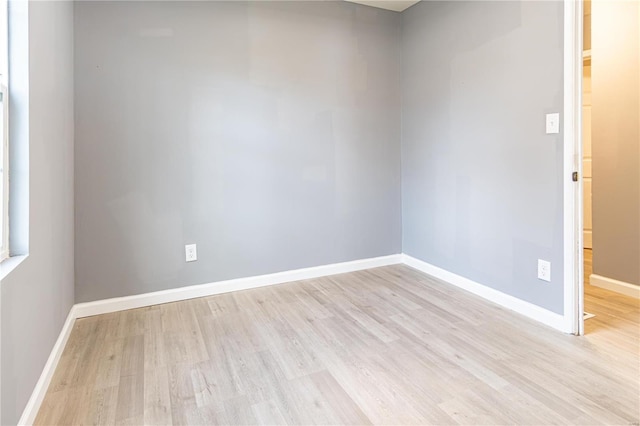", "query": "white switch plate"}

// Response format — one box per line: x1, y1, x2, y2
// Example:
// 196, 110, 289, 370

546, 113, 560, 134
185, 244, 197, 262
537, 259, 551, 282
